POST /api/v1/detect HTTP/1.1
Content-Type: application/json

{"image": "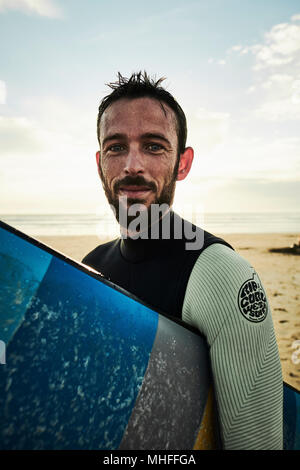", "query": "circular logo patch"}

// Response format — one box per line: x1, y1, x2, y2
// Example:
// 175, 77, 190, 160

238, 272, 268, 323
